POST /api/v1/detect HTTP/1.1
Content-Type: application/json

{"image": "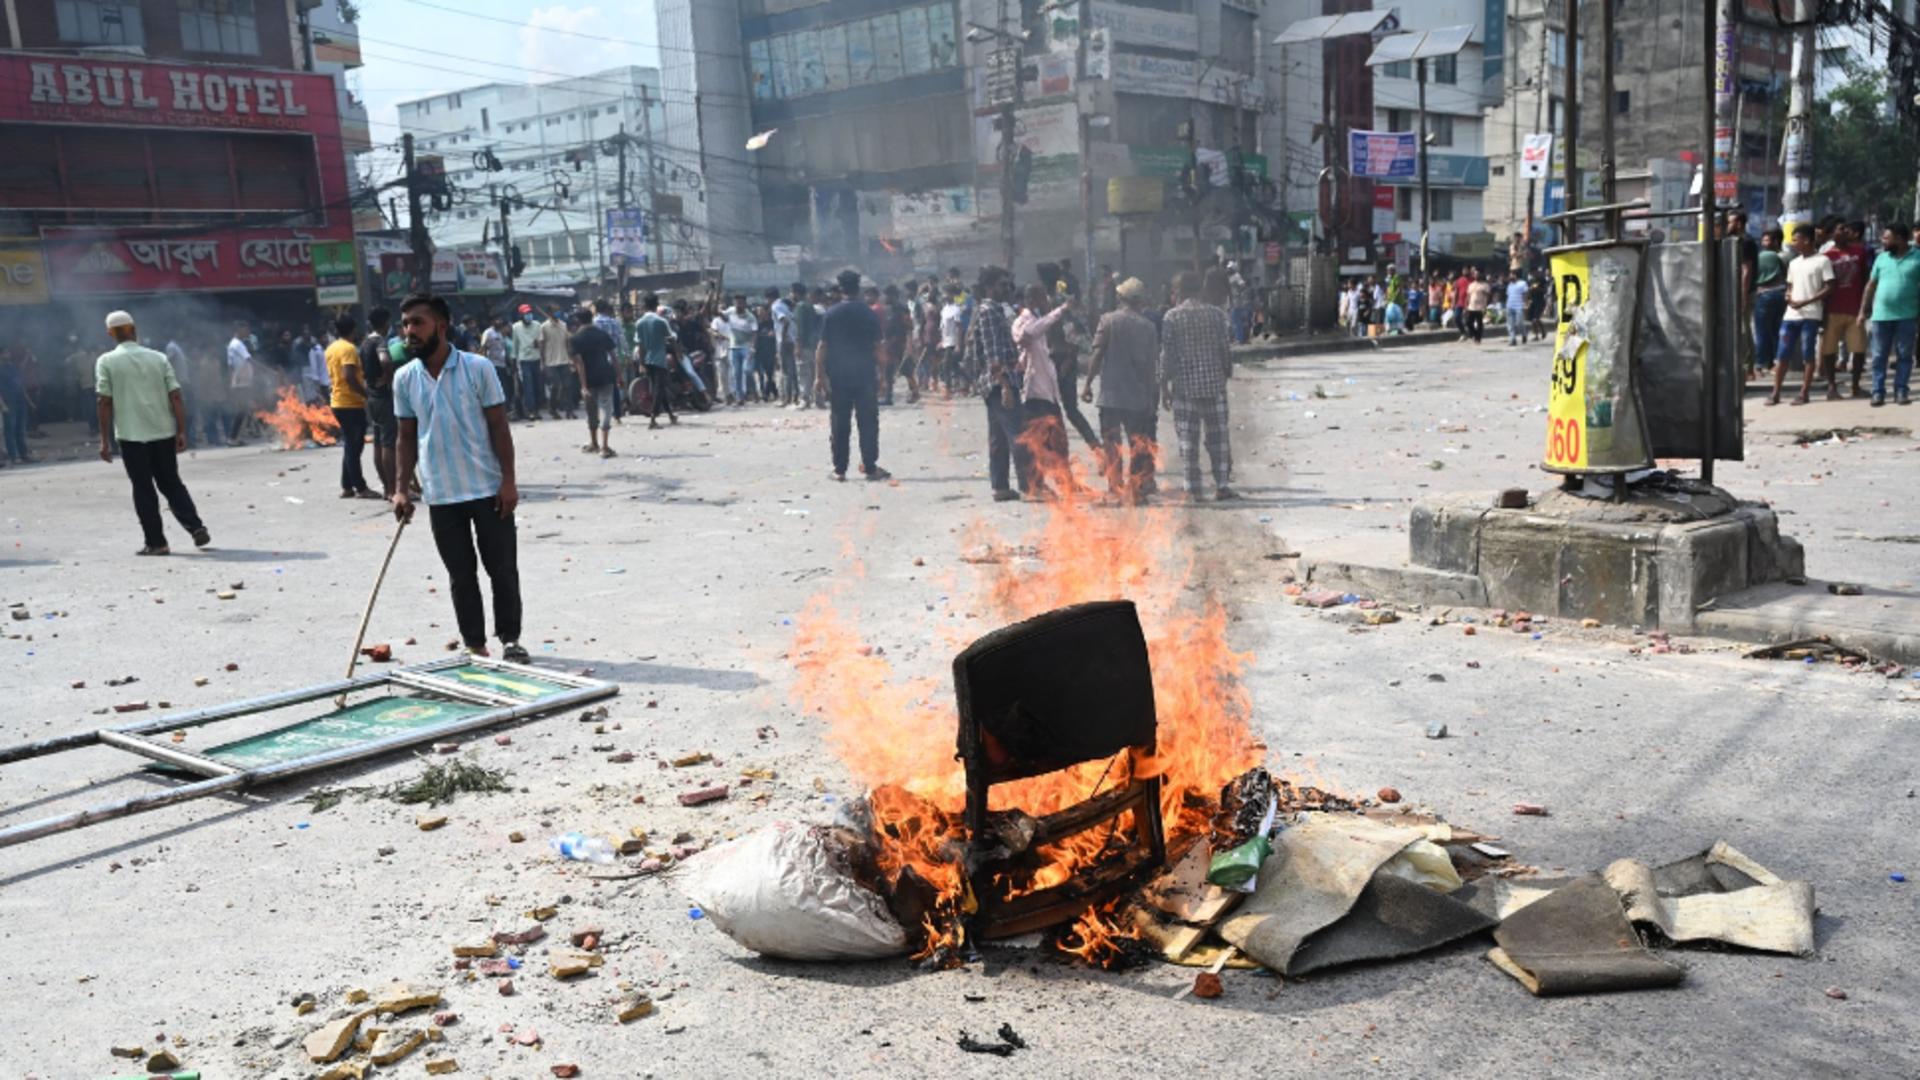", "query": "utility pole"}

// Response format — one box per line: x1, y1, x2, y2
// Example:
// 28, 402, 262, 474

403, 132, 430, 294
1077, 0, 1095, 292
1562, 0, 1581, 225
638, 86, 665, 270
1700, 0, 1719, 486
1416, 57, 1430, 277
498, 196, 515, 292
1187, 110, 1203, 273
997, 0, 1023, 273
1525, 2, 1551, 242
1713, 0, 1739, 220
1600, 0, 1619, 236
1781, 0, 1815, 225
